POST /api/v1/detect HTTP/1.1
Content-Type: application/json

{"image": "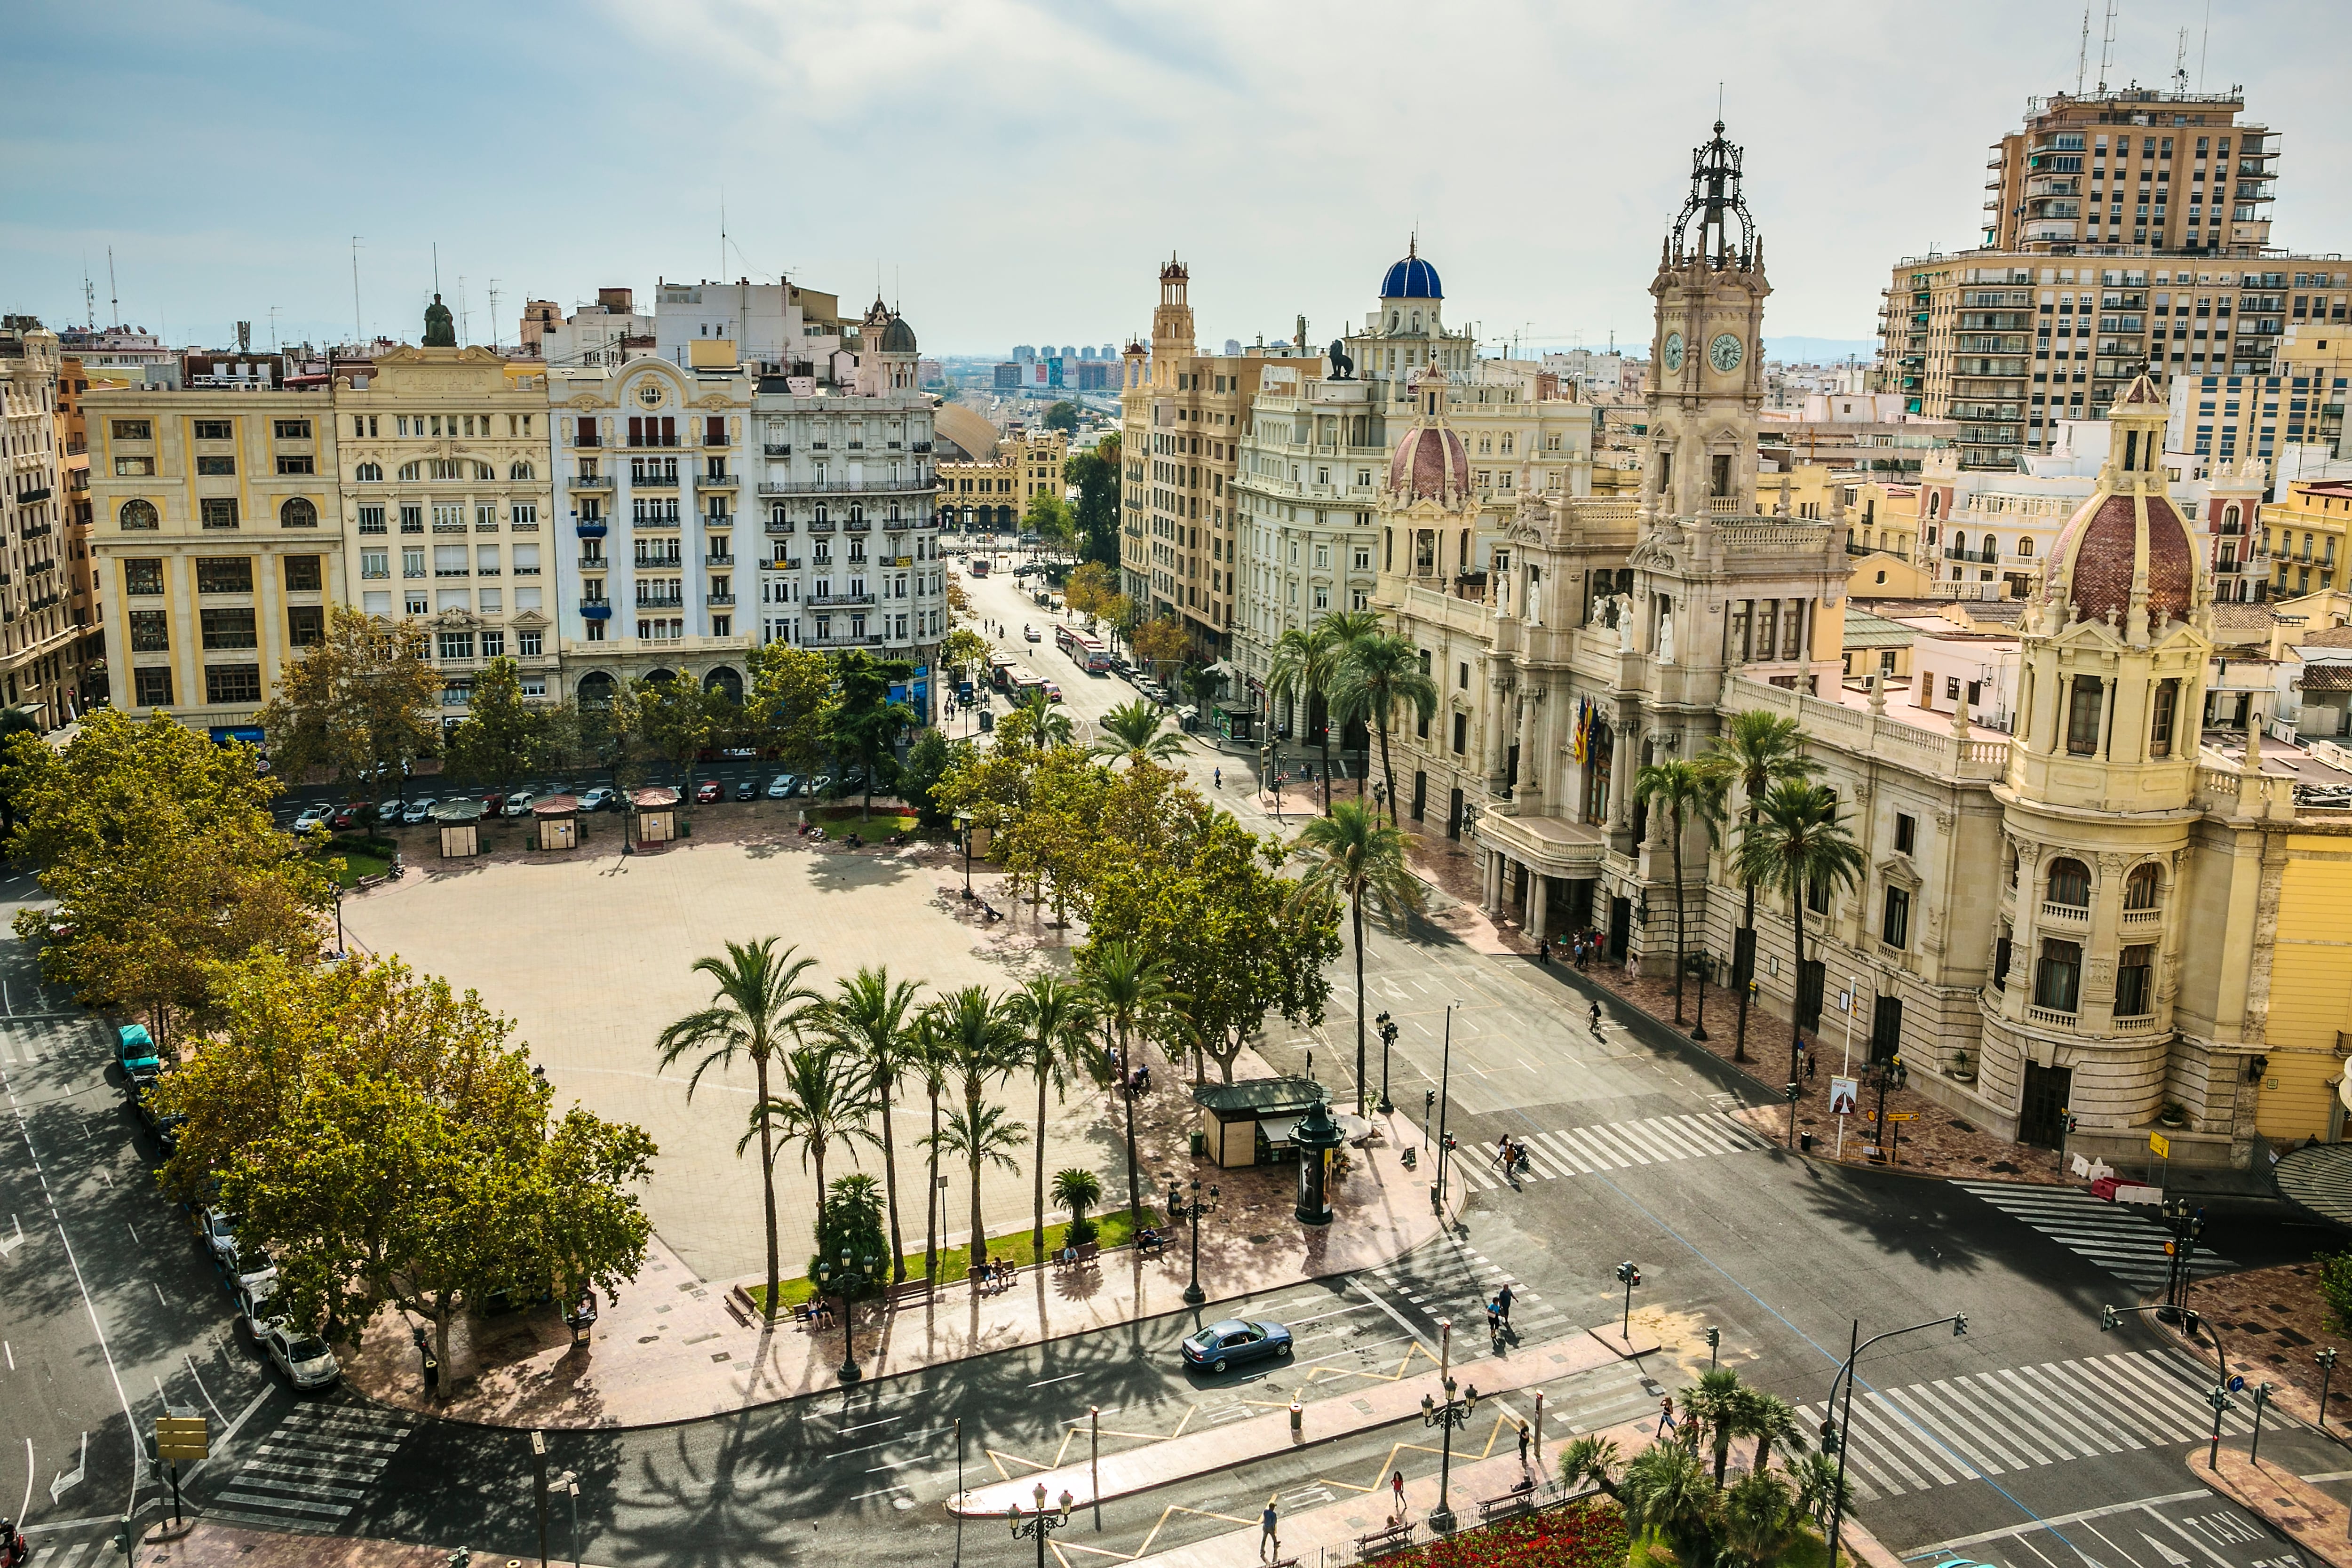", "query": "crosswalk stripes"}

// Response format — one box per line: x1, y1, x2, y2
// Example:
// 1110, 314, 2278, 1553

202, 1400, 413, 1532
1450, 1111, 1775, 1192
1949, 1180, 2238, 1290
1369, 1242, 1575, 1343
30, 1540, 97, 1568
1795, 1347, 2249, 1501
